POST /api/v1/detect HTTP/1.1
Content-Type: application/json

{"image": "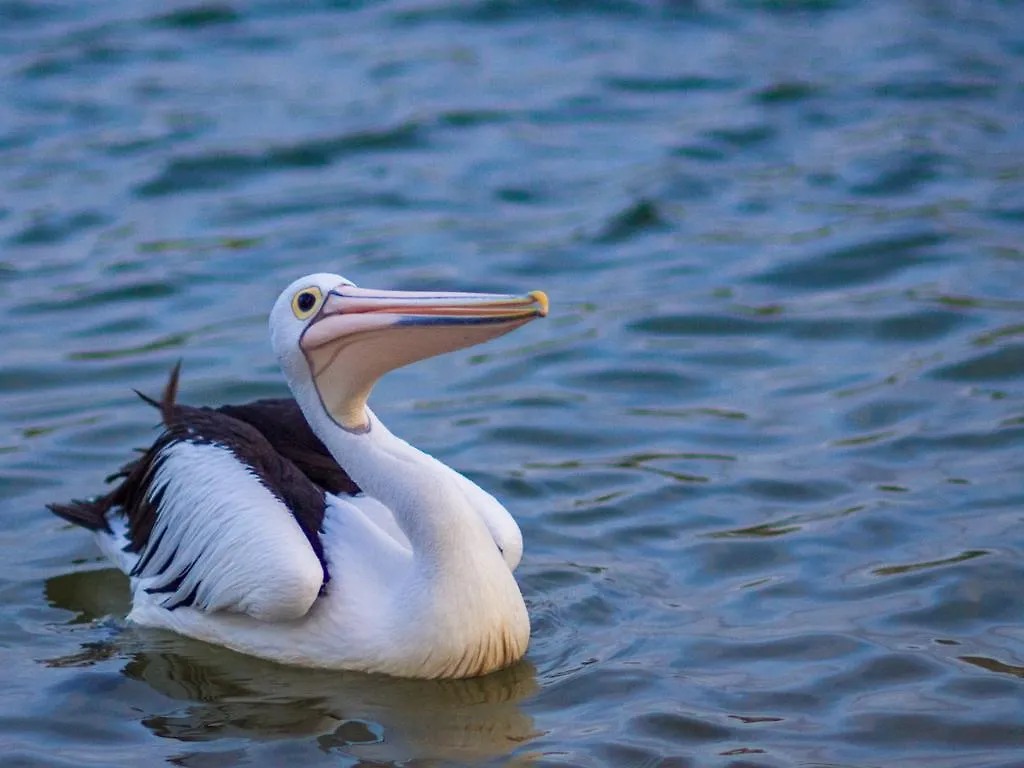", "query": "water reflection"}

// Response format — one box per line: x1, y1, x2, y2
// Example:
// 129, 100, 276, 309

45, 569, 540, 764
